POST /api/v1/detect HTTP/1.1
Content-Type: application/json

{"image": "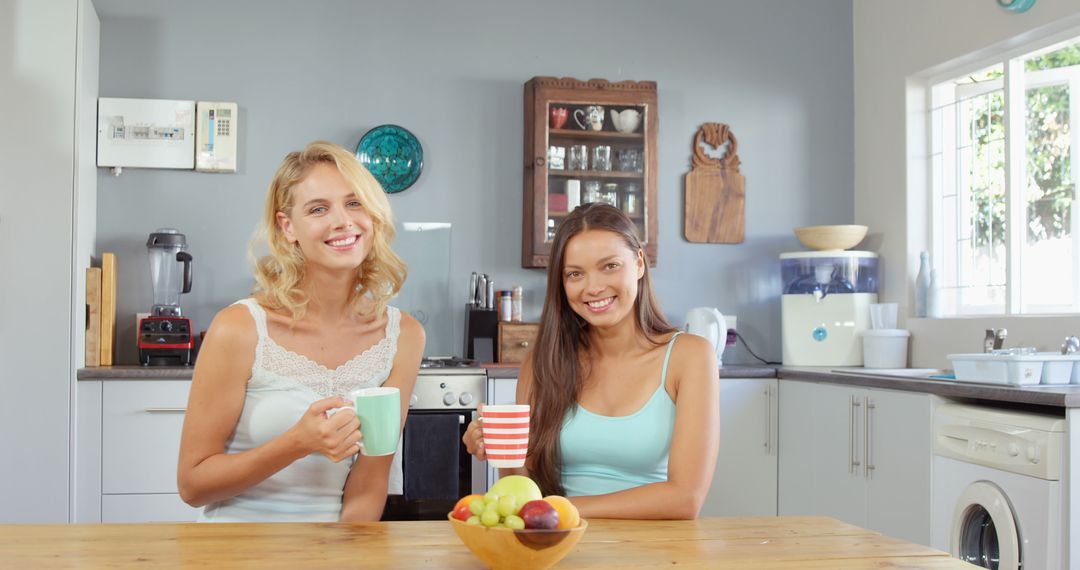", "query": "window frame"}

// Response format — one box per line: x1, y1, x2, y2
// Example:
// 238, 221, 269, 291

922, 30, 1080, 318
